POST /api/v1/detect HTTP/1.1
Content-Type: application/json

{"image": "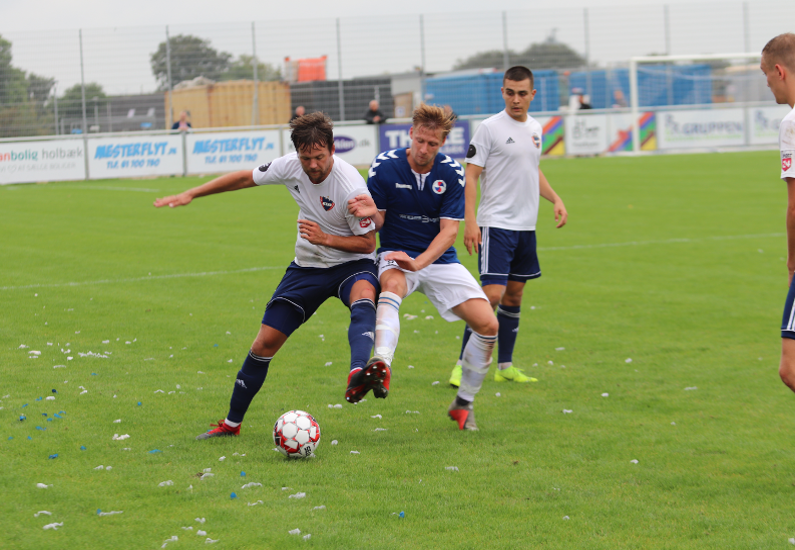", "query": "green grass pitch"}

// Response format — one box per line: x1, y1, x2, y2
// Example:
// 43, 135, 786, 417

1, 150, 793, 549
